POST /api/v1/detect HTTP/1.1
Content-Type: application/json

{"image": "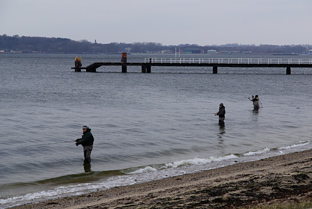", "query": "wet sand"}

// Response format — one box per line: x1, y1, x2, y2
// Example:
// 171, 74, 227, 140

13, 149, 312, 208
